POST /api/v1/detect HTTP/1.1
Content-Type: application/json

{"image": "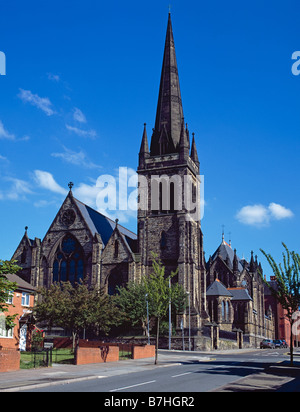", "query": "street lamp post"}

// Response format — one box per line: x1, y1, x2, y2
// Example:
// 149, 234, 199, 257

145, 294, 150, 345
181, 319, 185, 351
